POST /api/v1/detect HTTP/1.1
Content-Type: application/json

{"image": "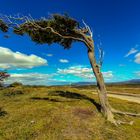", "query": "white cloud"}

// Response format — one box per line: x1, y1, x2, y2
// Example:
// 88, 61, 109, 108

59, 59, 69, 63
0, 46, 47, 69
125, 48, 138, 57
6, 73, 53, 85
102, 71, 113, 78
57, 66, 113, 79
5, 73, 70, 85
5, 66, 114, 85
46, 54, 53, 57
134, 53, 140, 64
